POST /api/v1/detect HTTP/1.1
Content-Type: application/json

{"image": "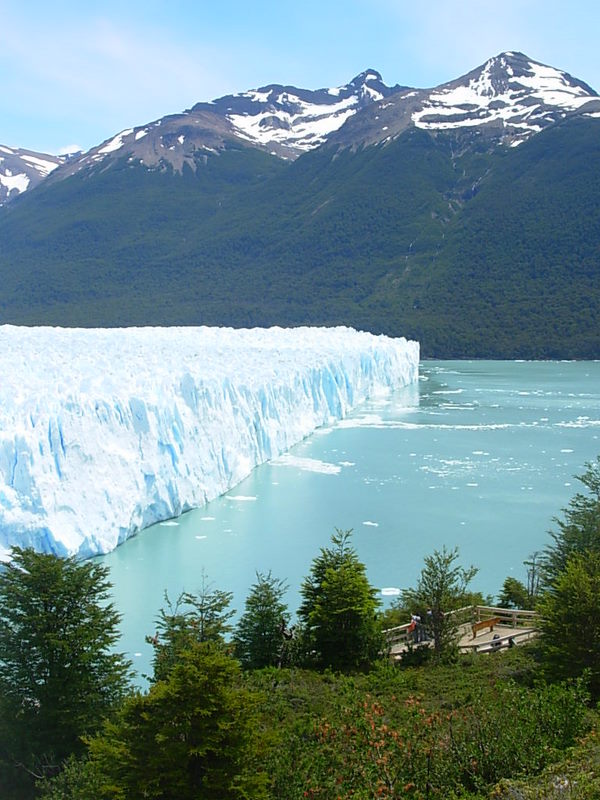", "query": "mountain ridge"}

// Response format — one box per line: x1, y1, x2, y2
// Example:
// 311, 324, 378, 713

3, 50, 597, 204
0, 52, 598, 359
0, 145, 66, 206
